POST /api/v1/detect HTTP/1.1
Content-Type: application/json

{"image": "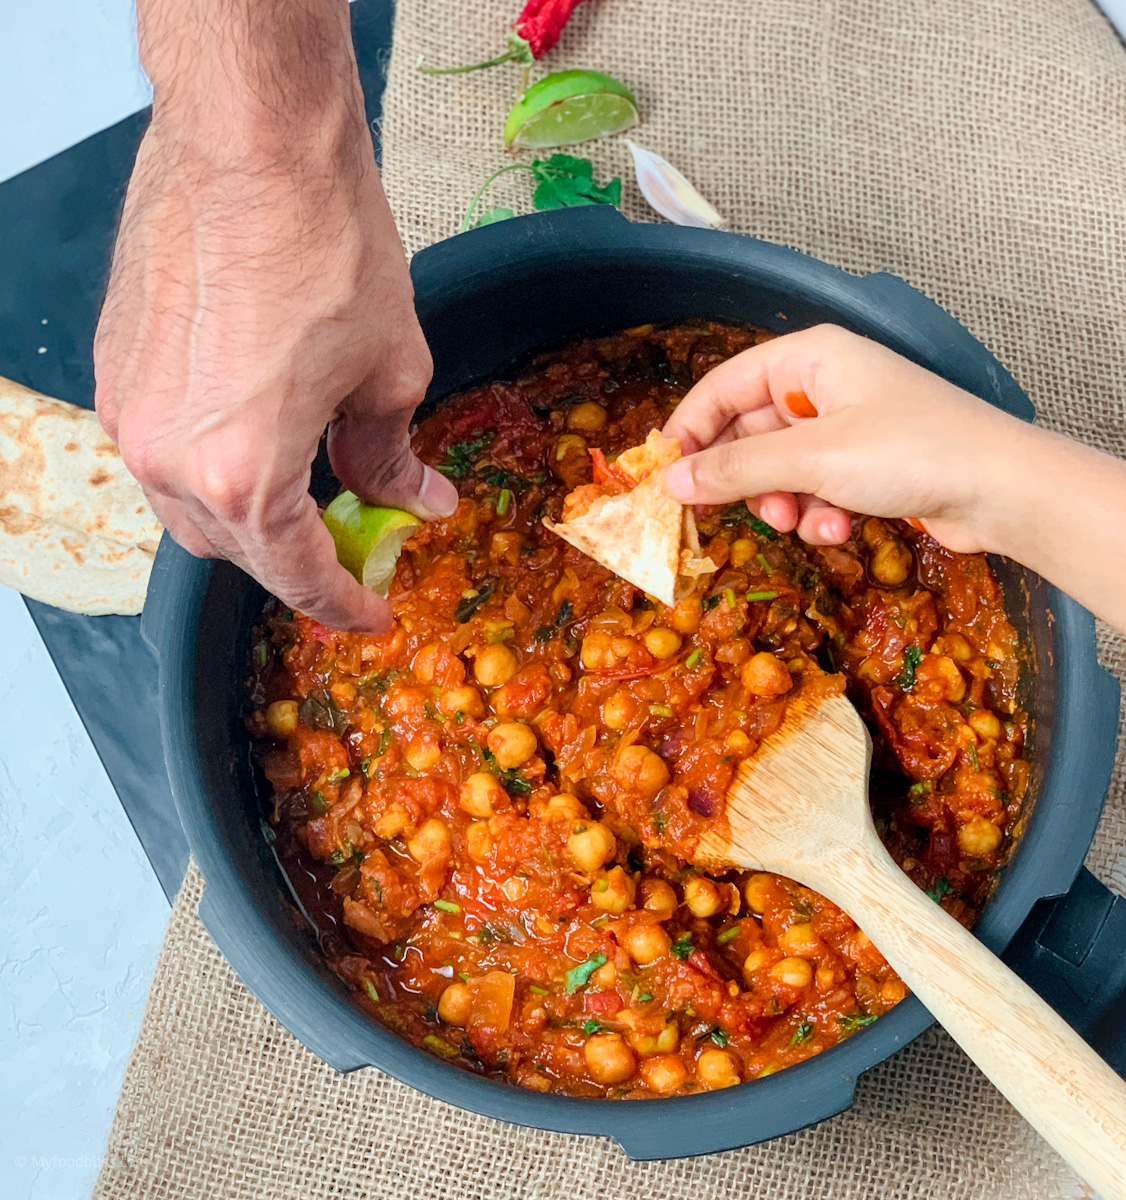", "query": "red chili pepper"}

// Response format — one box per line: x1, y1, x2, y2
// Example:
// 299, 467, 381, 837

419, 0, 589, 74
